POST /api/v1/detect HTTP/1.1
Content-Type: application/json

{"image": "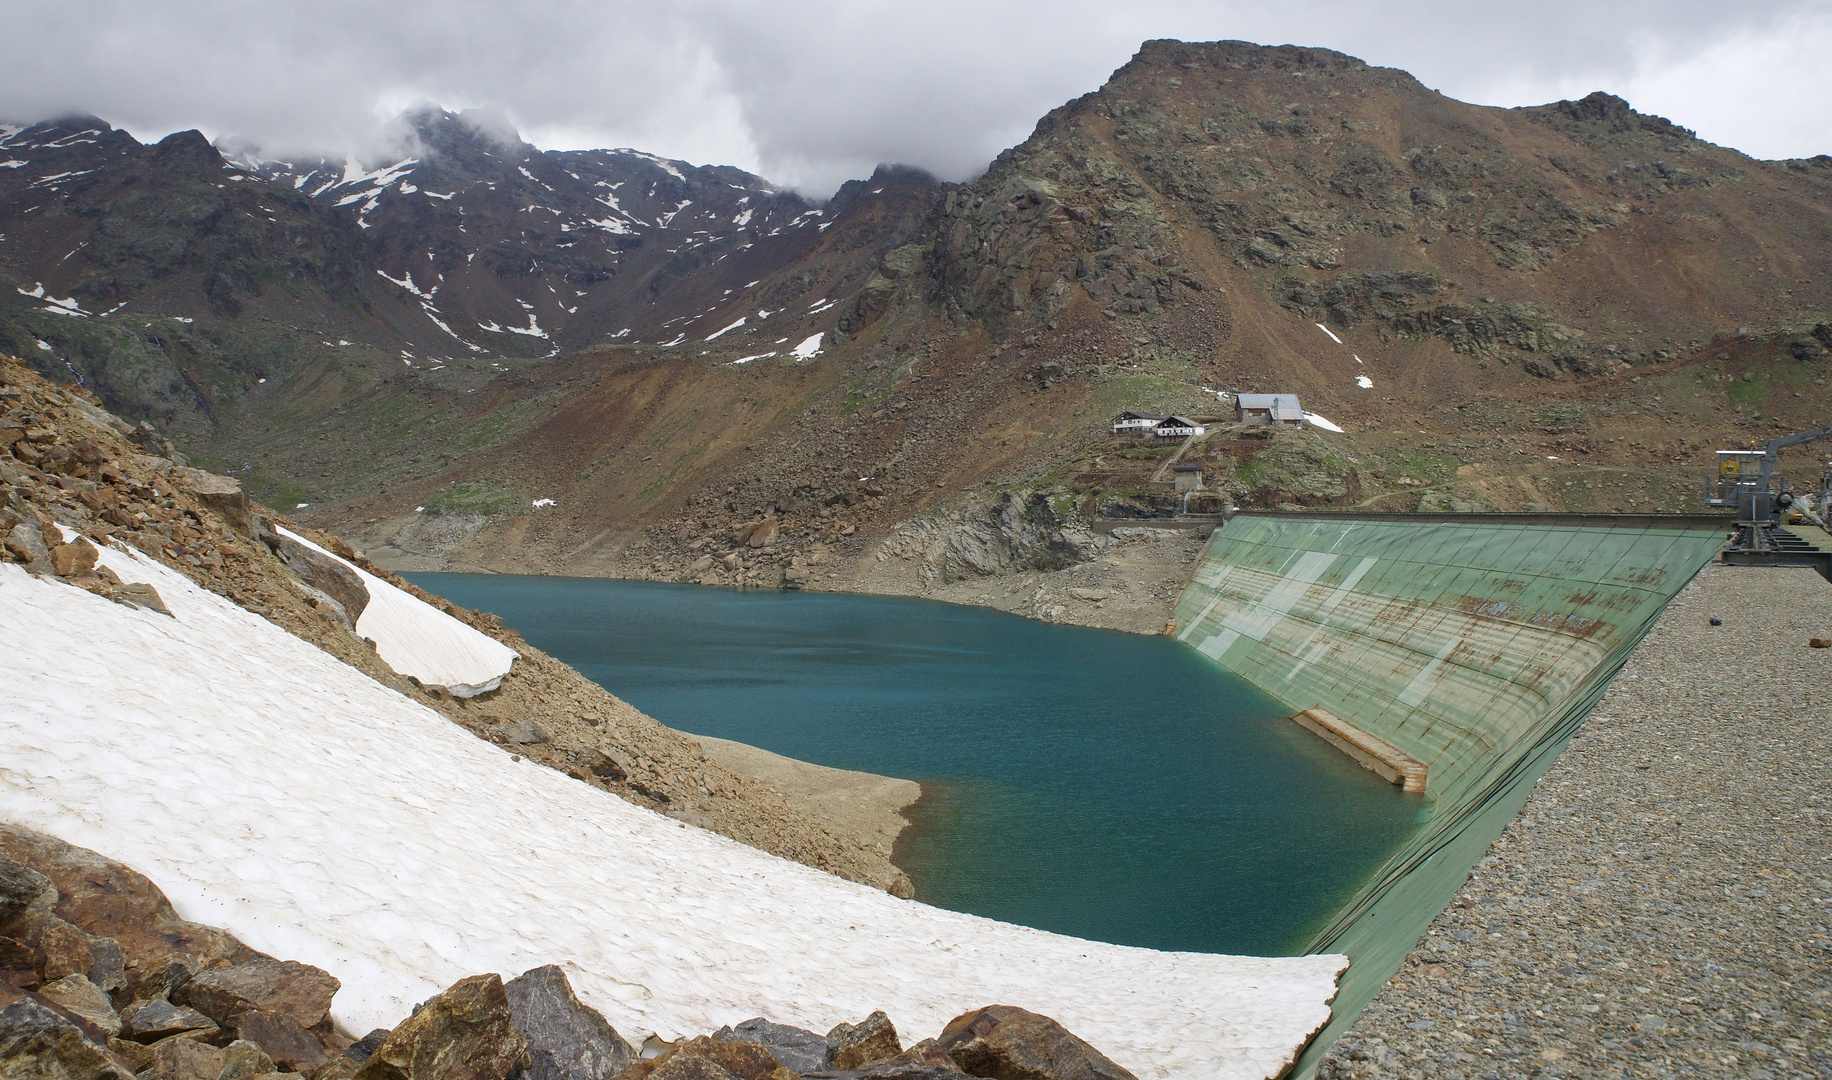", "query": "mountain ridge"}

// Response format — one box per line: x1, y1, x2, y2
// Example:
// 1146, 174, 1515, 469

2, 38, 1830, 602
